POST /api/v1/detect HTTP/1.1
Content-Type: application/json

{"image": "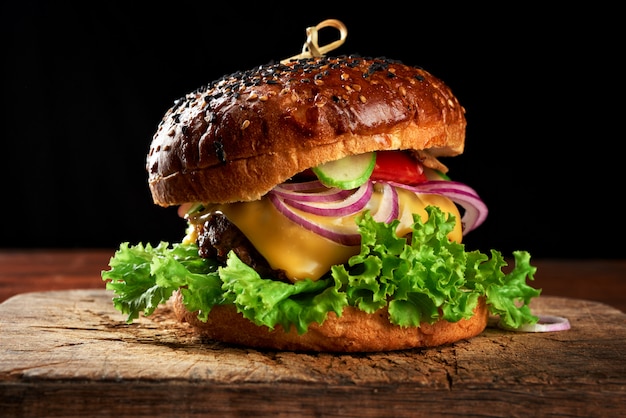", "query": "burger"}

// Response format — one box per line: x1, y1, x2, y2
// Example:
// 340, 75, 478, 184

102, 54, 541, 352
